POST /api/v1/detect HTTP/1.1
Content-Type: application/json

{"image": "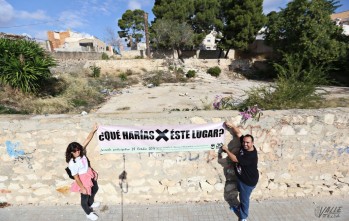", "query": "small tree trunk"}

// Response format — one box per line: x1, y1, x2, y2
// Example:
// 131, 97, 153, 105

224, 48, 230, 58
176, 48, 184, 62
